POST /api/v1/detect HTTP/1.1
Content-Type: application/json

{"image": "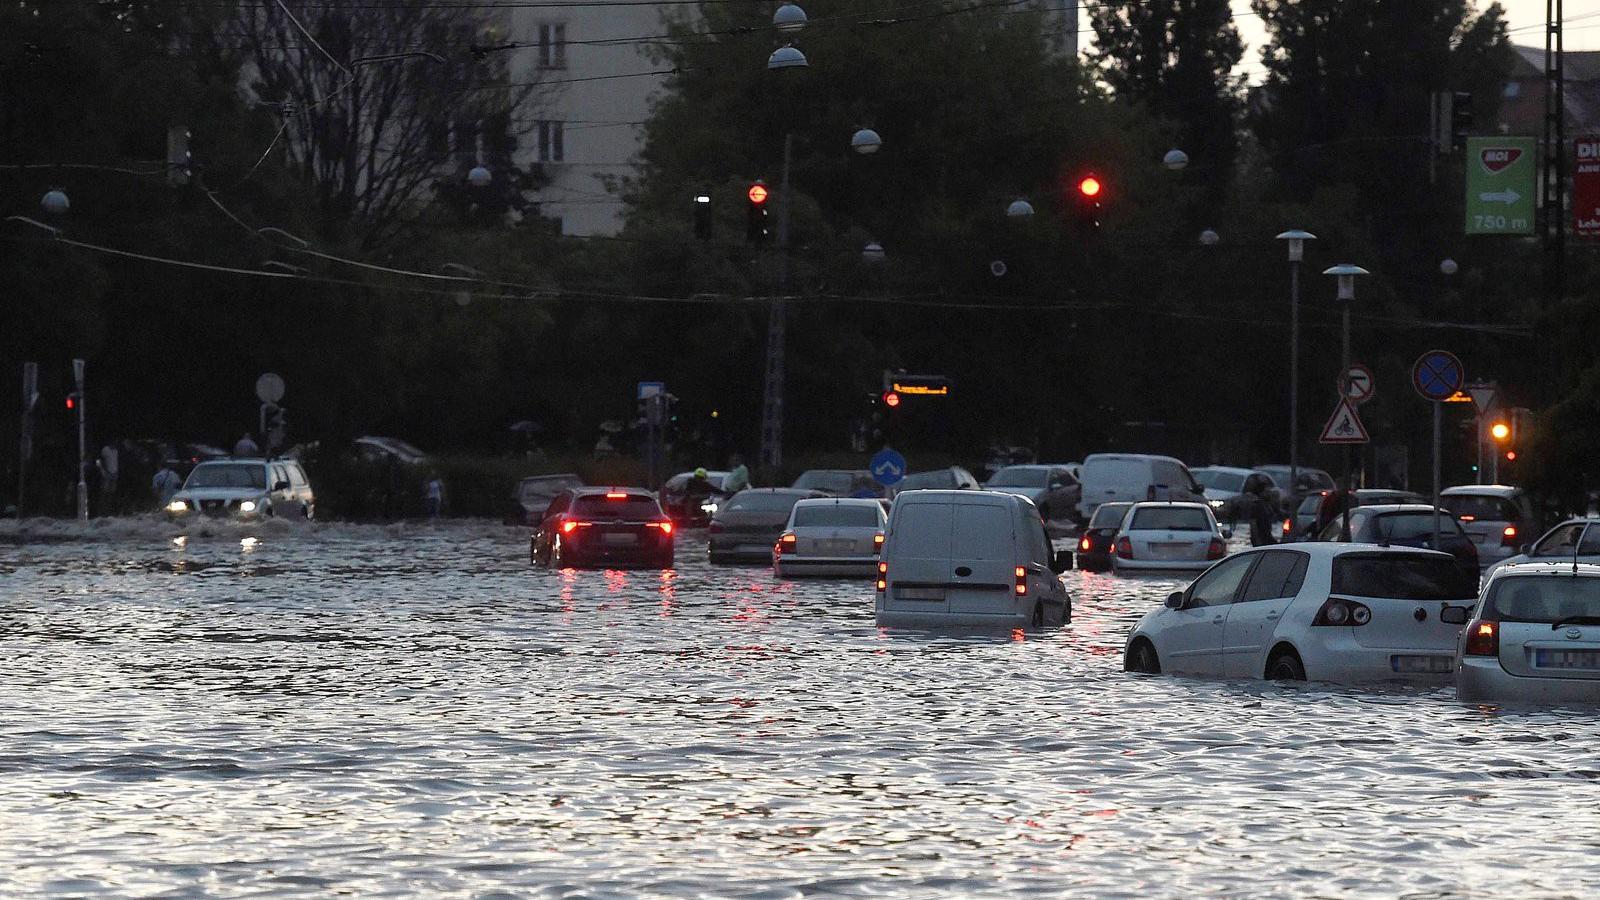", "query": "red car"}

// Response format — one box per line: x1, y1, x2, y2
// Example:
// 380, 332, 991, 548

531, 487, 675, 569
